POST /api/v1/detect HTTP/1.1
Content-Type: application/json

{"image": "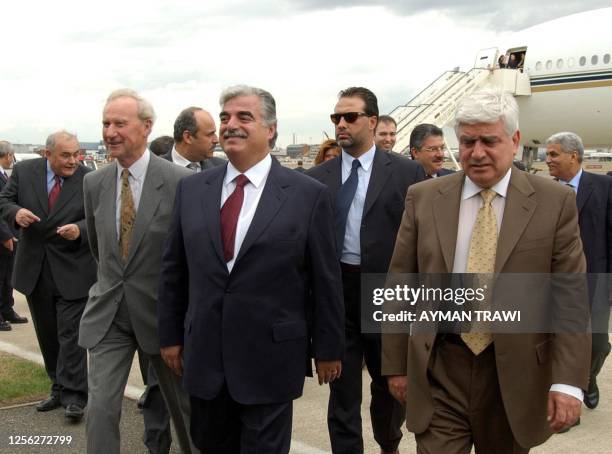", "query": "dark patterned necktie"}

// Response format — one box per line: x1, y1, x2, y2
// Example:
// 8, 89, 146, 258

48, 175, 62, 211
334, 159, 360, 258
220, 174, 249, 262
119, 169, 136, 262
187, 163, 200, 173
